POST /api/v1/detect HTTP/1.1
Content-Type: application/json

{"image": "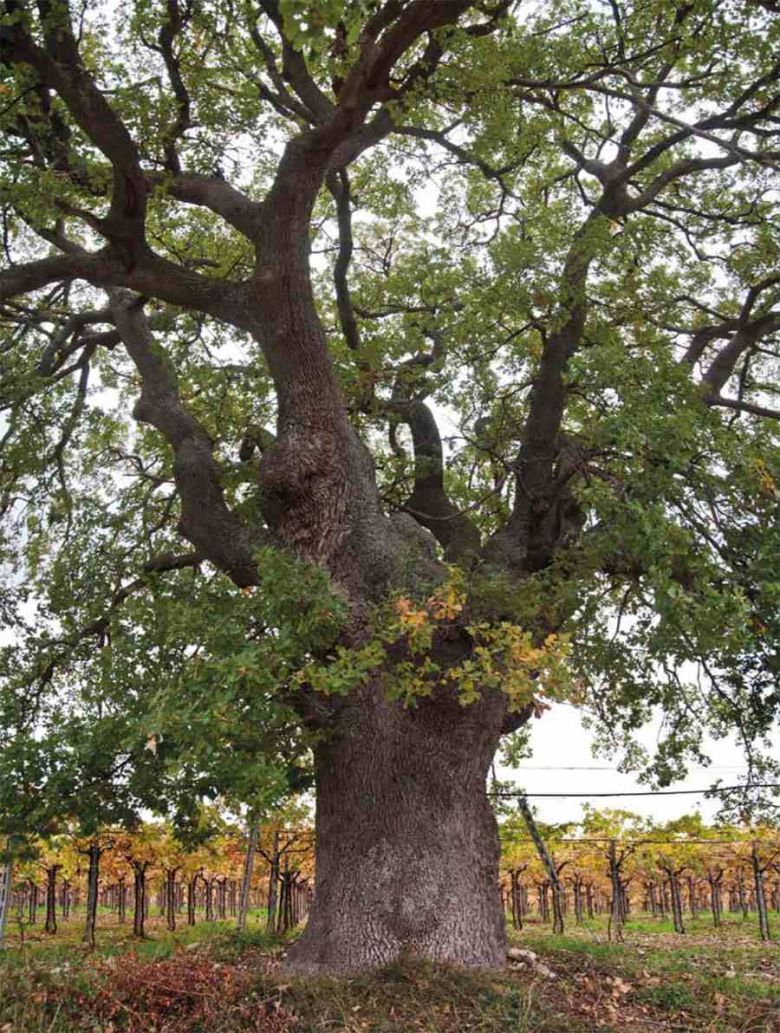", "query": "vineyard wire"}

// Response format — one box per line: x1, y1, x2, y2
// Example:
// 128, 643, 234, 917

489, 784, 780, 798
